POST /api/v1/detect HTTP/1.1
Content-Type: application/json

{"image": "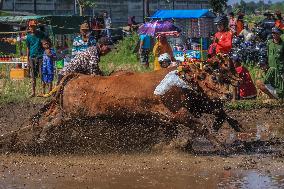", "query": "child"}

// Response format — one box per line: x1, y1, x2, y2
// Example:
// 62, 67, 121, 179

40, 38, 56, 96
232, 56, 257, 100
